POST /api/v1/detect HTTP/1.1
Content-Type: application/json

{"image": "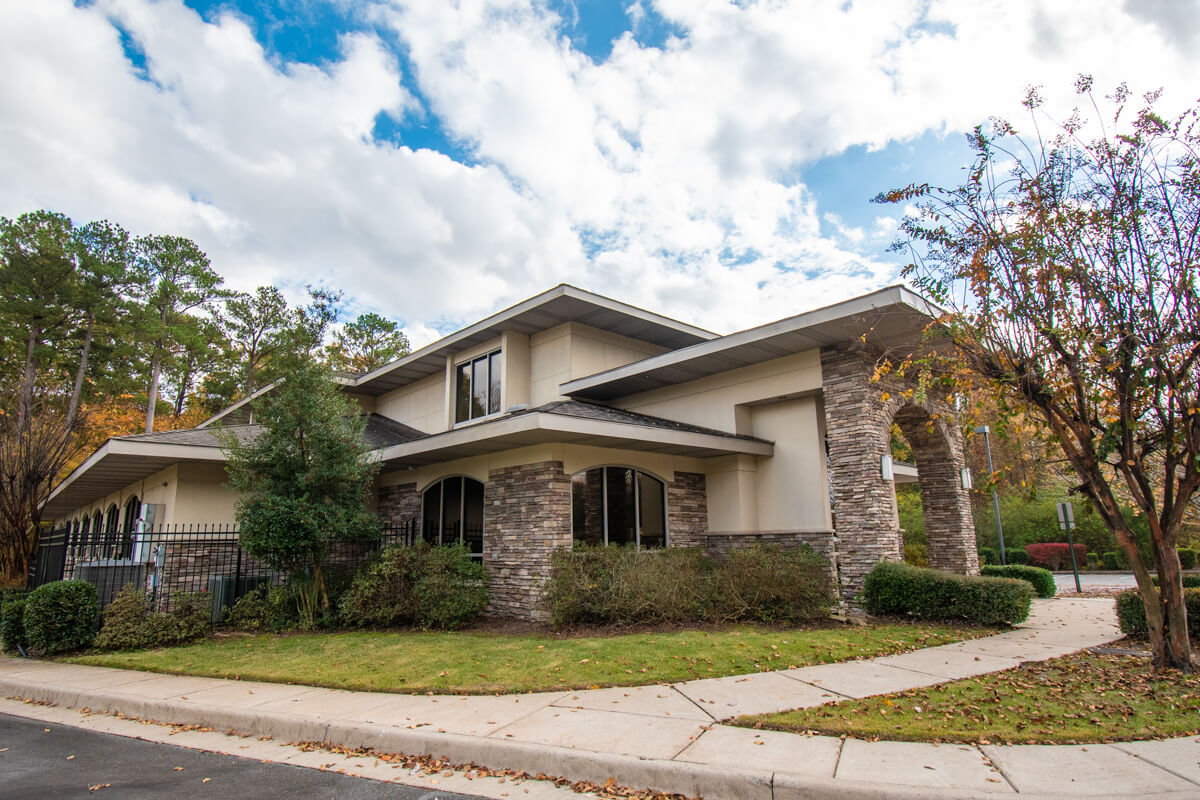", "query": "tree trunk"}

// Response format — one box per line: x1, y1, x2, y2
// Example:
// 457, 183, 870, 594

1153, 536, 1192, 670
17, 327, 39, 430
67, 311, 95, 430
145, 348, 162, 434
